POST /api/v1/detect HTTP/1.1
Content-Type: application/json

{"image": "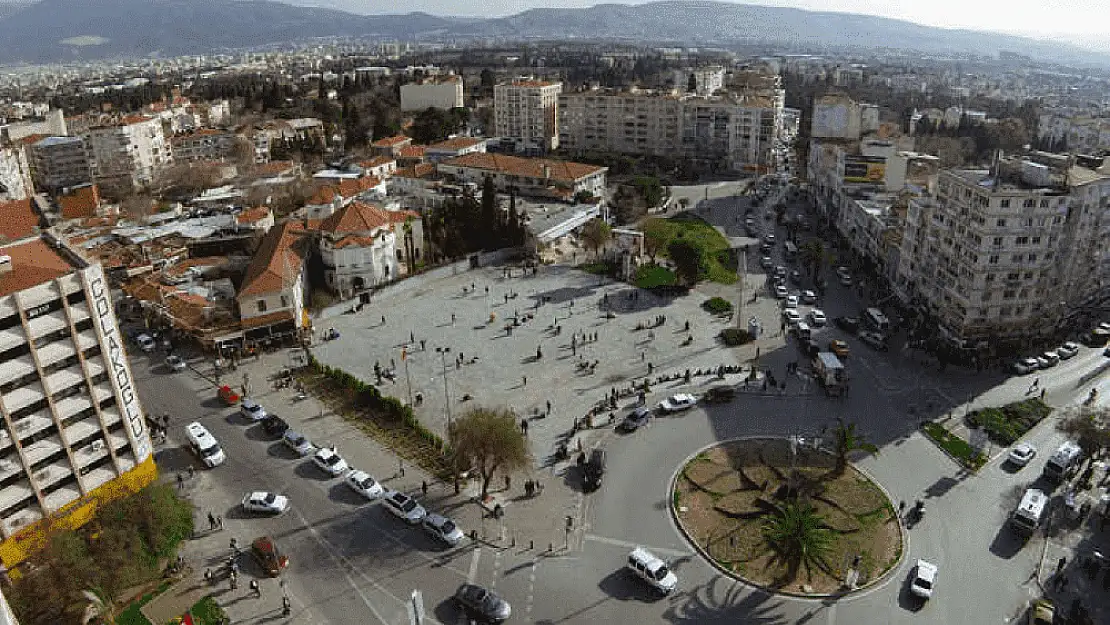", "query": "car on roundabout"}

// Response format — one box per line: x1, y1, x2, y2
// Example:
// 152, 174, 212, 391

345, 470, 384, 499
829, 340, 850, 358
1008, 442, 1037, 468
909, 559, 938, 599
250, 536, 289, 576
241, 491, 289, 515
422, 513, 465, 546
453, 583, 511, 623
165, 355, 187, 372
657, 394, 697, 413
617, 406, 651, 432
